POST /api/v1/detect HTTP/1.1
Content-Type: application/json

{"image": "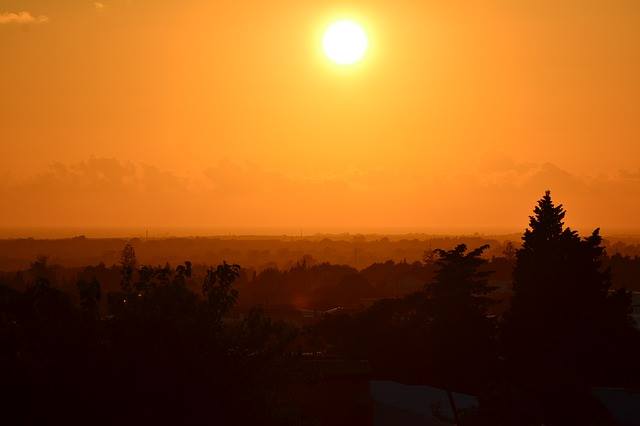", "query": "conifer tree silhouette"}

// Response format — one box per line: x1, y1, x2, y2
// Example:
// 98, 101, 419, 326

500, 190, 638, 425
